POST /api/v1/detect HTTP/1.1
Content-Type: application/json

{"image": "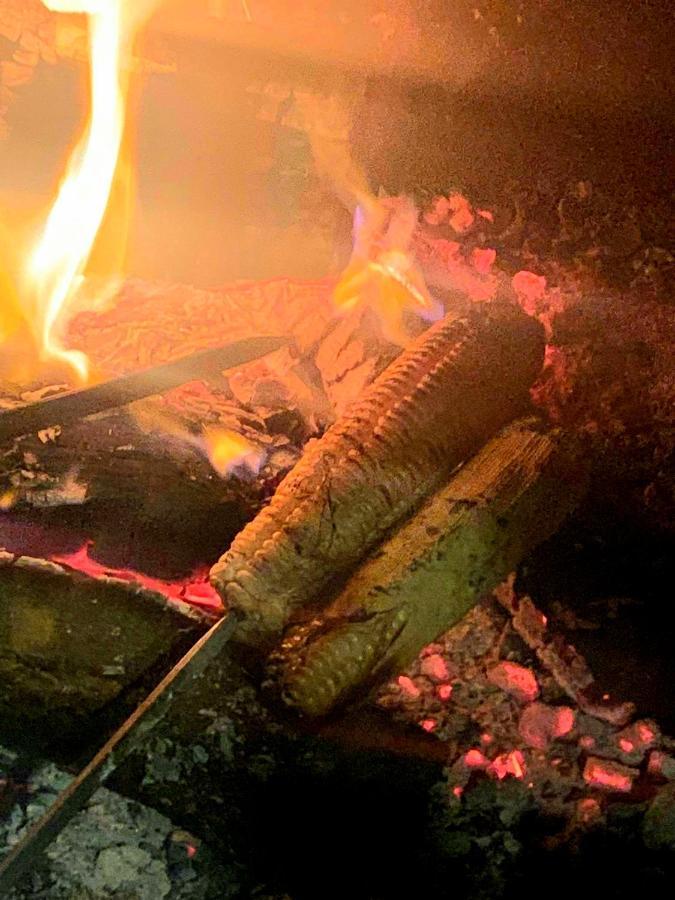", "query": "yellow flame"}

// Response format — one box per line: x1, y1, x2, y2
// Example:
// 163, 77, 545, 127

333, 198, 437, 346
131, 399, 263, 478
0, 488, 17, 512
305, 111, 437, 345
202, 426, 263, 477
21, 1, 156, 382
